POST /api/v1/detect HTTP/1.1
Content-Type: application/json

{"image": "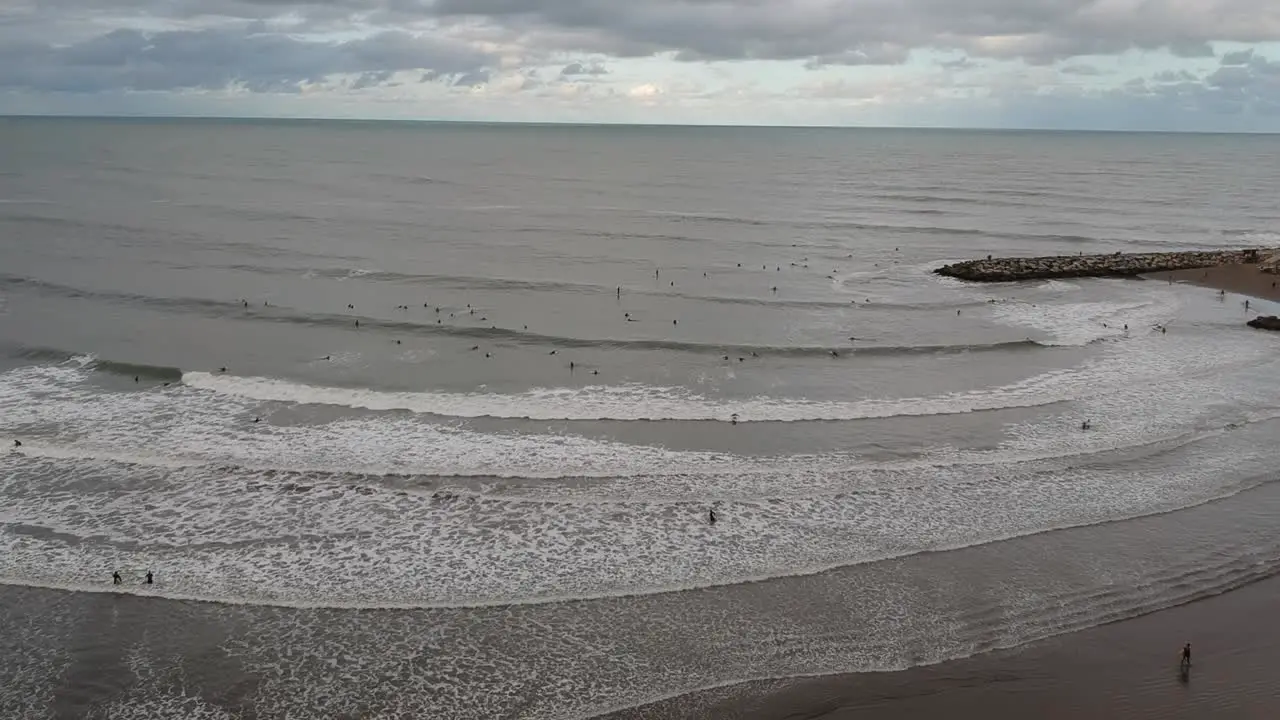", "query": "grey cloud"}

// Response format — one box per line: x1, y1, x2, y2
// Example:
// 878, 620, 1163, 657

1222, 48, 1255, 65
424, 0, 1280, 65
560, 61, 607, 76
0, 25, 496, 93
7, 0, 1280, 96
